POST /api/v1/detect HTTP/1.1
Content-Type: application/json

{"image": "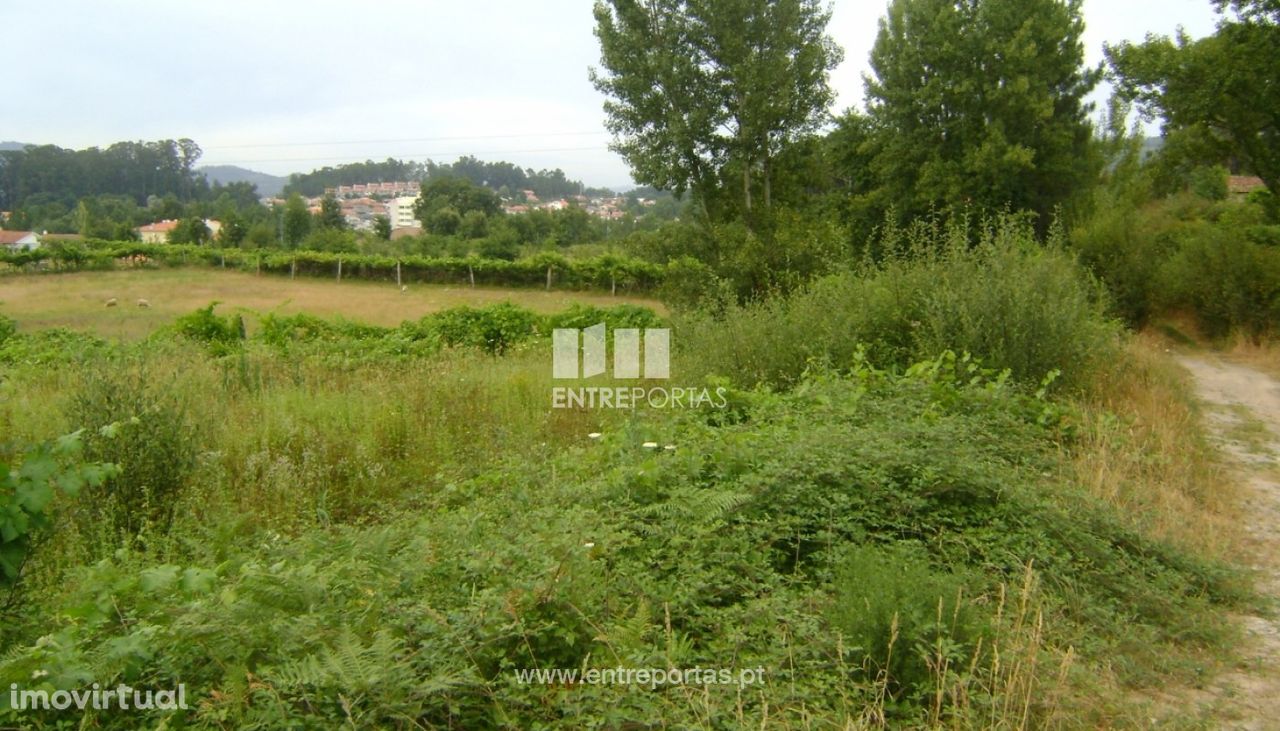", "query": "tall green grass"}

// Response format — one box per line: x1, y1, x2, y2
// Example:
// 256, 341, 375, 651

678, 216, 1119, 391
